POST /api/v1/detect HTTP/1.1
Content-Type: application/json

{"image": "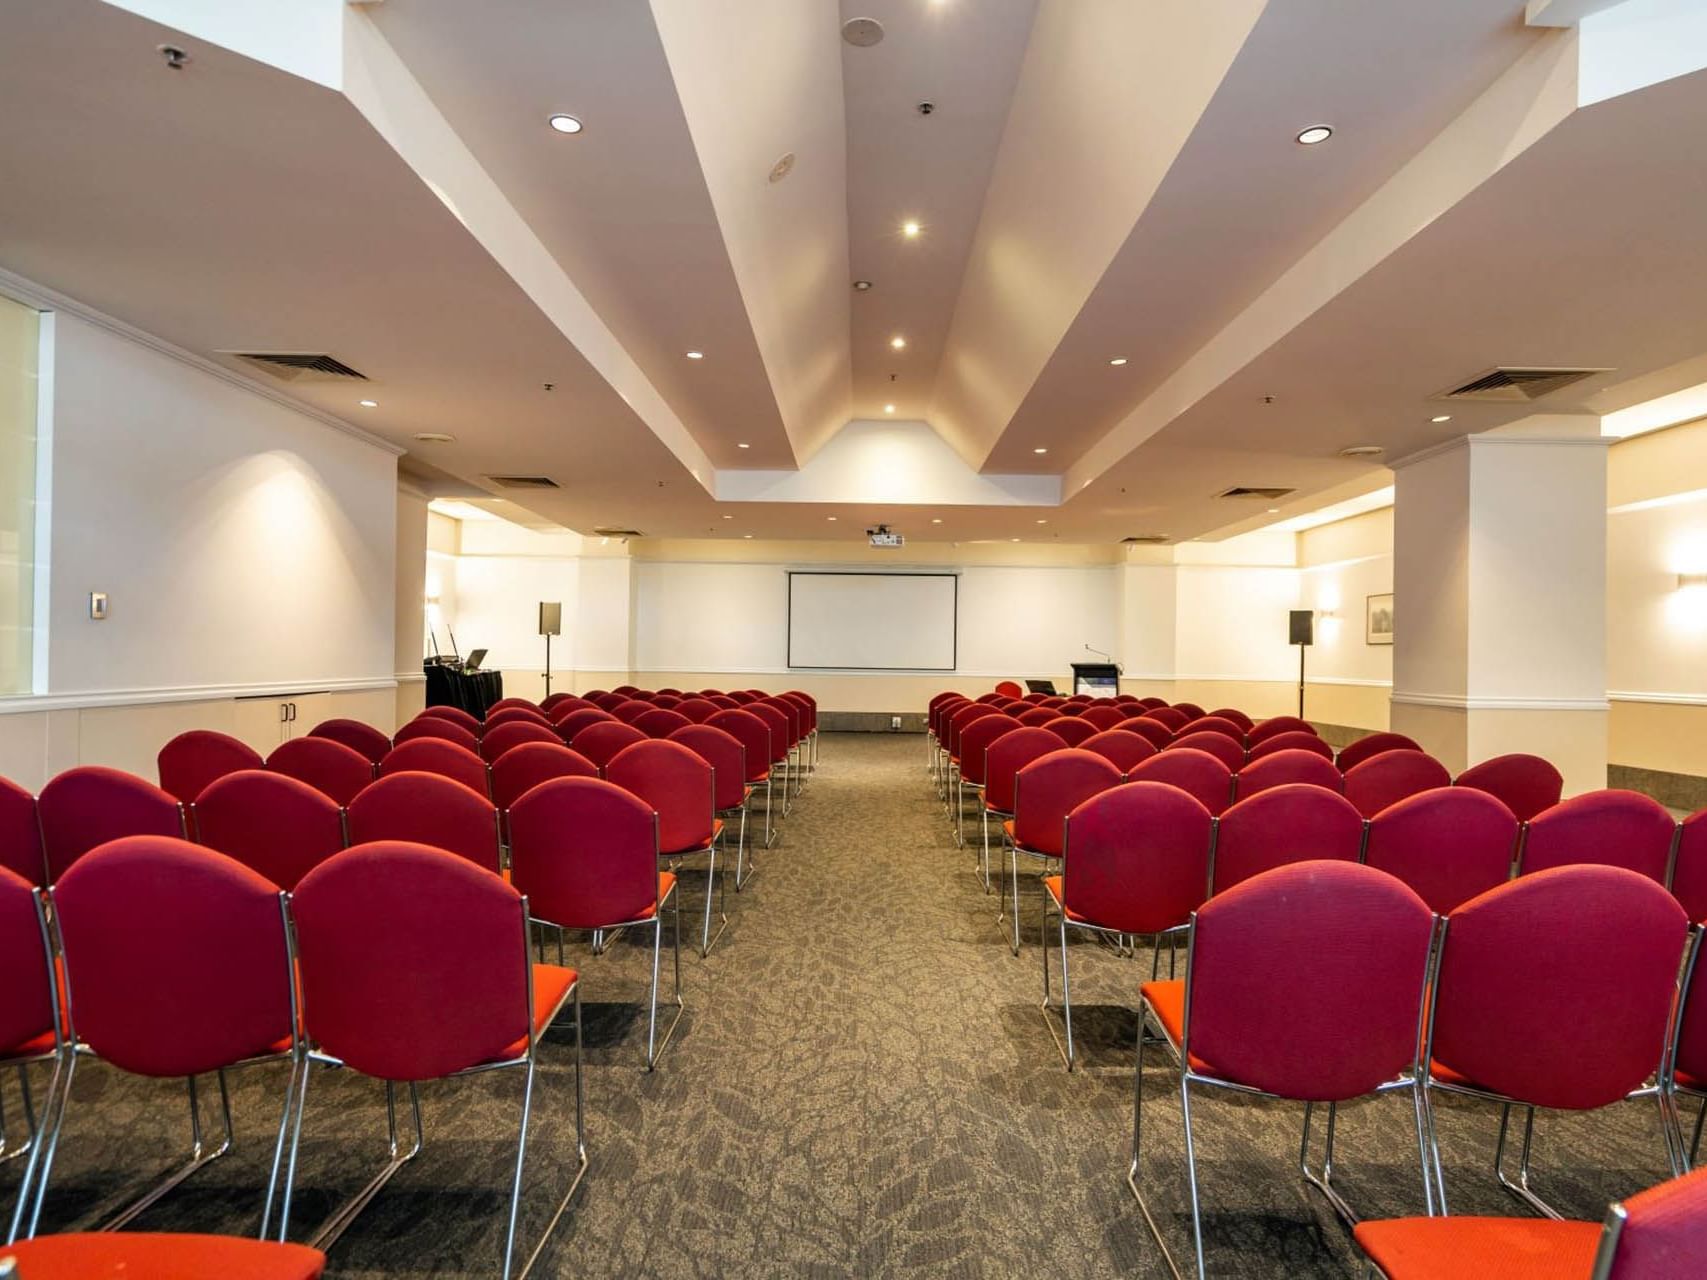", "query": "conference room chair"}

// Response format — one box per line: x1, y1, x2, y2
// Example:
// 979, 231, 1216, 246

977, 727, 1062, 894
704, 709, 779, 851
1135, 696, 1168, 711
1170, 701, 1207, 720
1077, 728, 1155, 777
1673, 809, 1707, 924
0, 776, 45, 884
1142, 706, 1190, 732
481, 719, 564, 764
1127, 749, 1234, 817
725, 691, 757, 705
1245, 729, 1334, 763
926, 692, 966, 776
1020, 692, 1047, 703
487, 696, 547, 717
266, 735, 374, 807
1117, 716, 1173, 749
307, 719, 390, 766
573, 720, 649, 775
1166, 731, 1245, 773
996, 700, 1029, 717
1336, 730, 1423, 773
1042, 716, 1098, 748
485, 705, 556, 732
378, 737, 490, 798
1232, 748, 1344, 802
392, 715, 480, 754
1665, 927, 1707, 1170
995, 680, 1025, 699
974, 692, 1007, 705
758, 697, 804, 799
487, 742, 598, 847
588, 691, 627, 711
655, 687, 684, 698
745, 702, 795, 822
555, 707, 616, 742
1210, 783, 1364, 895
1, 1232, 327, 1278
20, 837, 297, 1241
1363, 787, 1519, 914
1518, 789, 1678, 884
1066, 694, 1093, 705
193, 770, 346, 890
1039, 696, 1069, 710
37, 766, 185, 883
675, 697, 719, 724
1342, 749, 1453, 819
1053, 702, 1086, 718
1424, 865, 1688, 1217
954, 714, 1021, 849
539, 692, 574, 715
1206, 707, 1253, 732
605, 699, 650, 725
157, 729, 264, 807
704, 694, 739, 710
1132, 863, 1437, 1279
607, 739, 725, 957
669, 724, 756, 891
651, 694, 684, 710
1002, 750, 1121, 955
1041, 782, 1212, 1070
1078, 704, 1127, 732
1454, 752, 1565, 822
1354, 1164, 1707, 1280
695, 688, 723, 697
418, 704, 482, 734
1014, 706, 1057, 729
782, 691, 819, 774
1, 865, 64, 1233
1246, 715, 1316, 745
348, 771, 501, 875
545, 696, 599, 723
634, 707, 693, 741
277, 841, 585, 1278
1173, 715, 1243, 742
